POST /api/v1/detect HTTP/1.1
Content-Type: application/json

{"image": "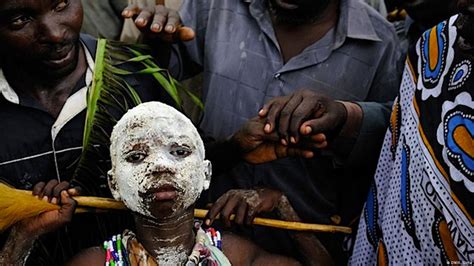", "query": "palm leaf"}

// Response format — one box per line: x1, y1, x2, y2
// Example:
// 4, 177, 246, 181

72, 39, 202, 196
